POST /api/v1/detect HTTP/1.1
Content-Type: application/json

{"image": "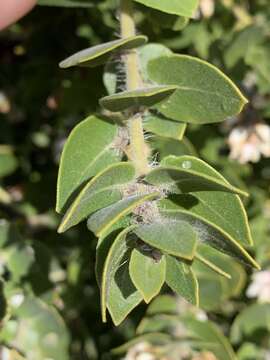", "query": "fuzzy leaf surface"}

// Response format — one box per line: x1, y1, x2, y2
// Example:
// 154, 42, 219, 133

148, 55, 248, 124
87, 193, 159, 237
129, 248, 166, 303
160, 207, 258, 269
56, 115, 120, 213
134, 220, 198, 260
